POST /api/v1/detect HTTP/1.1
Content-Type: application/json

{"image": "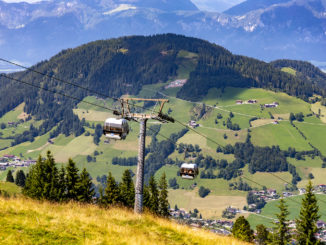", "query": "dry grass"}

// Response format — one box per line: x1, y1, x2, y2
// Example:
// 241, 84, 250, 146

0, 197, 250, 245
169, 189, 246, 219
